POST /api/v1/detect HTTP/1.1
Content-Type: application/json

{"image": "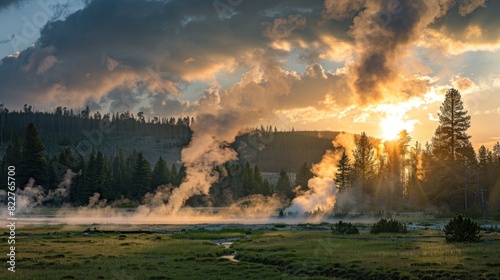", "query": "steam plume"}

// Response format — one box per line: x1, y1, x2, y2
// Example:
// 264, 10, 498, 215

323, 0, 488, 103
163, 64, 290, 215
284, 133, 357, 217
